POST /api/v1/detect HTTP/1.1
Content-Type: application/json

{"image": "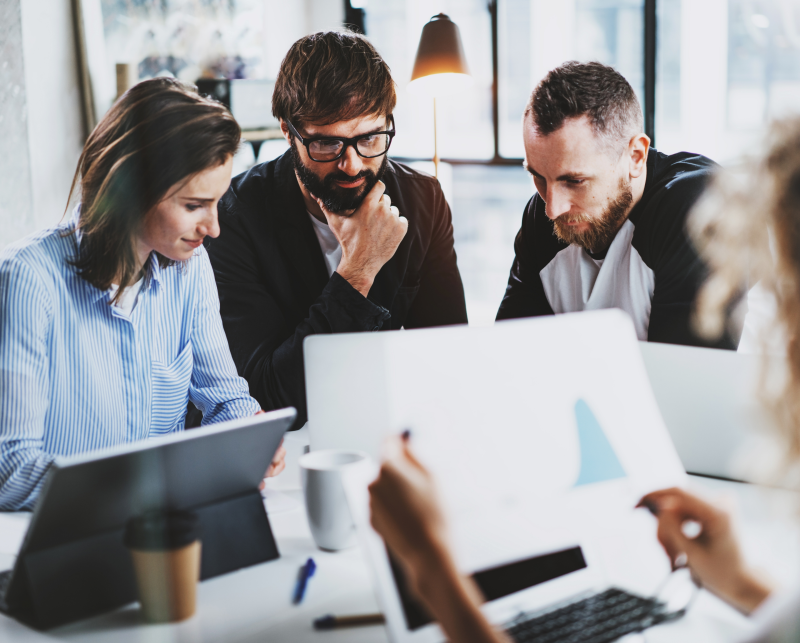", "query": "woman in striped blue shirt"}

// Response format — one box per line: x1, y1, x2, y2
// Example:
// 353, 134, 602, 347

0, 78, 285, 510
